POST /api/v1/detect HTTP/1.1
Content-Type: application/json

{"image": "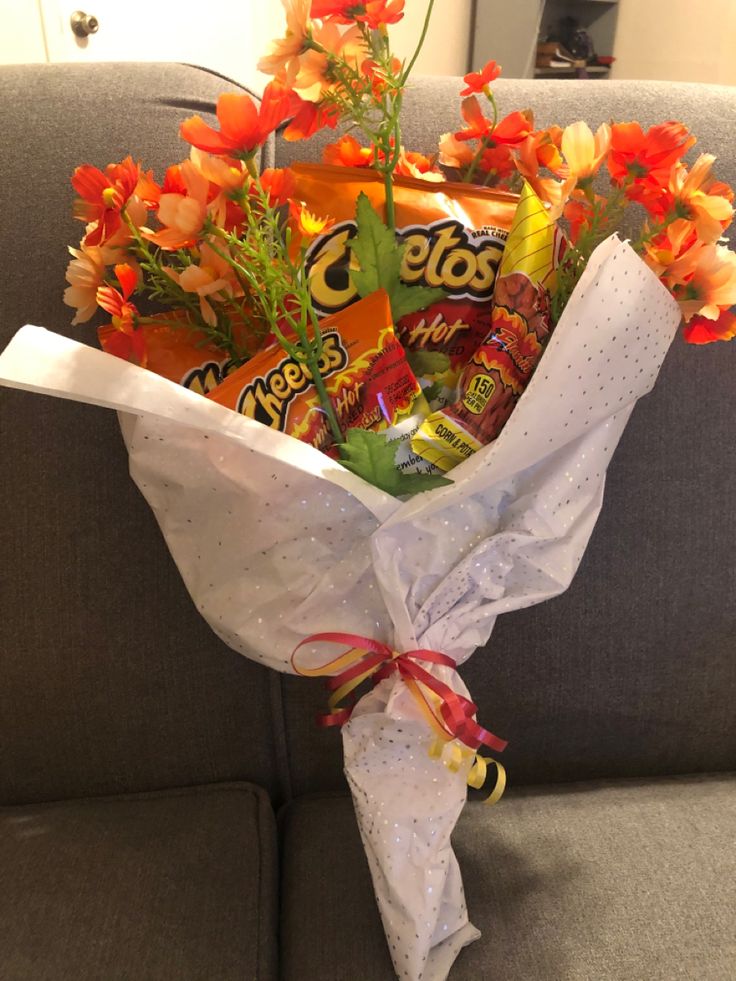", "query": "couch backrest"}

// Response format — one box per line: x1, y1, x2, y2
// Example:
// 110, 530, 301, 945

1, 65, 734, 806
